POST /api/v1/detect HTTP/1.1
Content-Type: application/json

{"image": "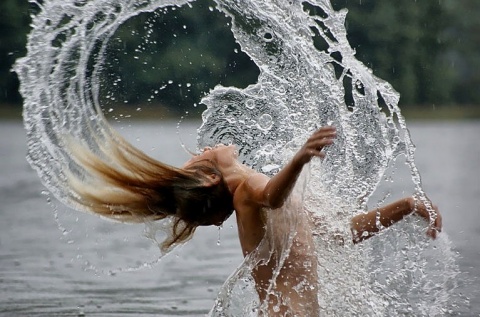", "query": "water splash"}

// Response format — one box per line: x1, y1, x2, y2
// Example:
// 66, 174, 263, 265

15, 0, 461, 315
